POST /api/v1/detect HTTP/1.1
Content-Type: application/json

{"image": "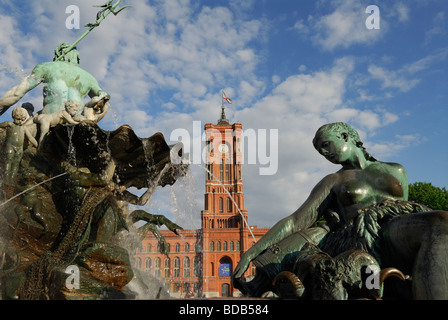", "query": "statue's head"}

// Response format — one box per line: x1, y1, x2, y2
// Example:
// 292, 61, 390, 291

313, 123, 361, 147
12, 107, 29, 126
64, 99, 79, 116
53, 43, 80, 64
313, 122, 376, 162
21, 102, 34, 116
